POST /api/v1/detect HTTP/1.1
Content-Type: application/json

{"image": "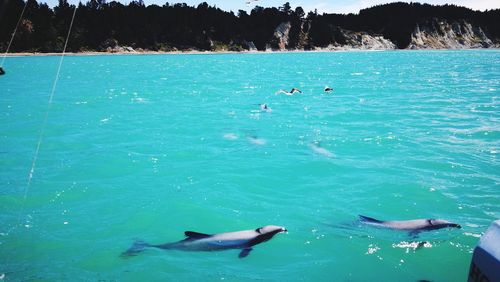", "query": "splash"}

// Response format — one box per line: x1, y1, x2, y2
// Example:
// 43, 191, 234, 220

393, 241, 432, 253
